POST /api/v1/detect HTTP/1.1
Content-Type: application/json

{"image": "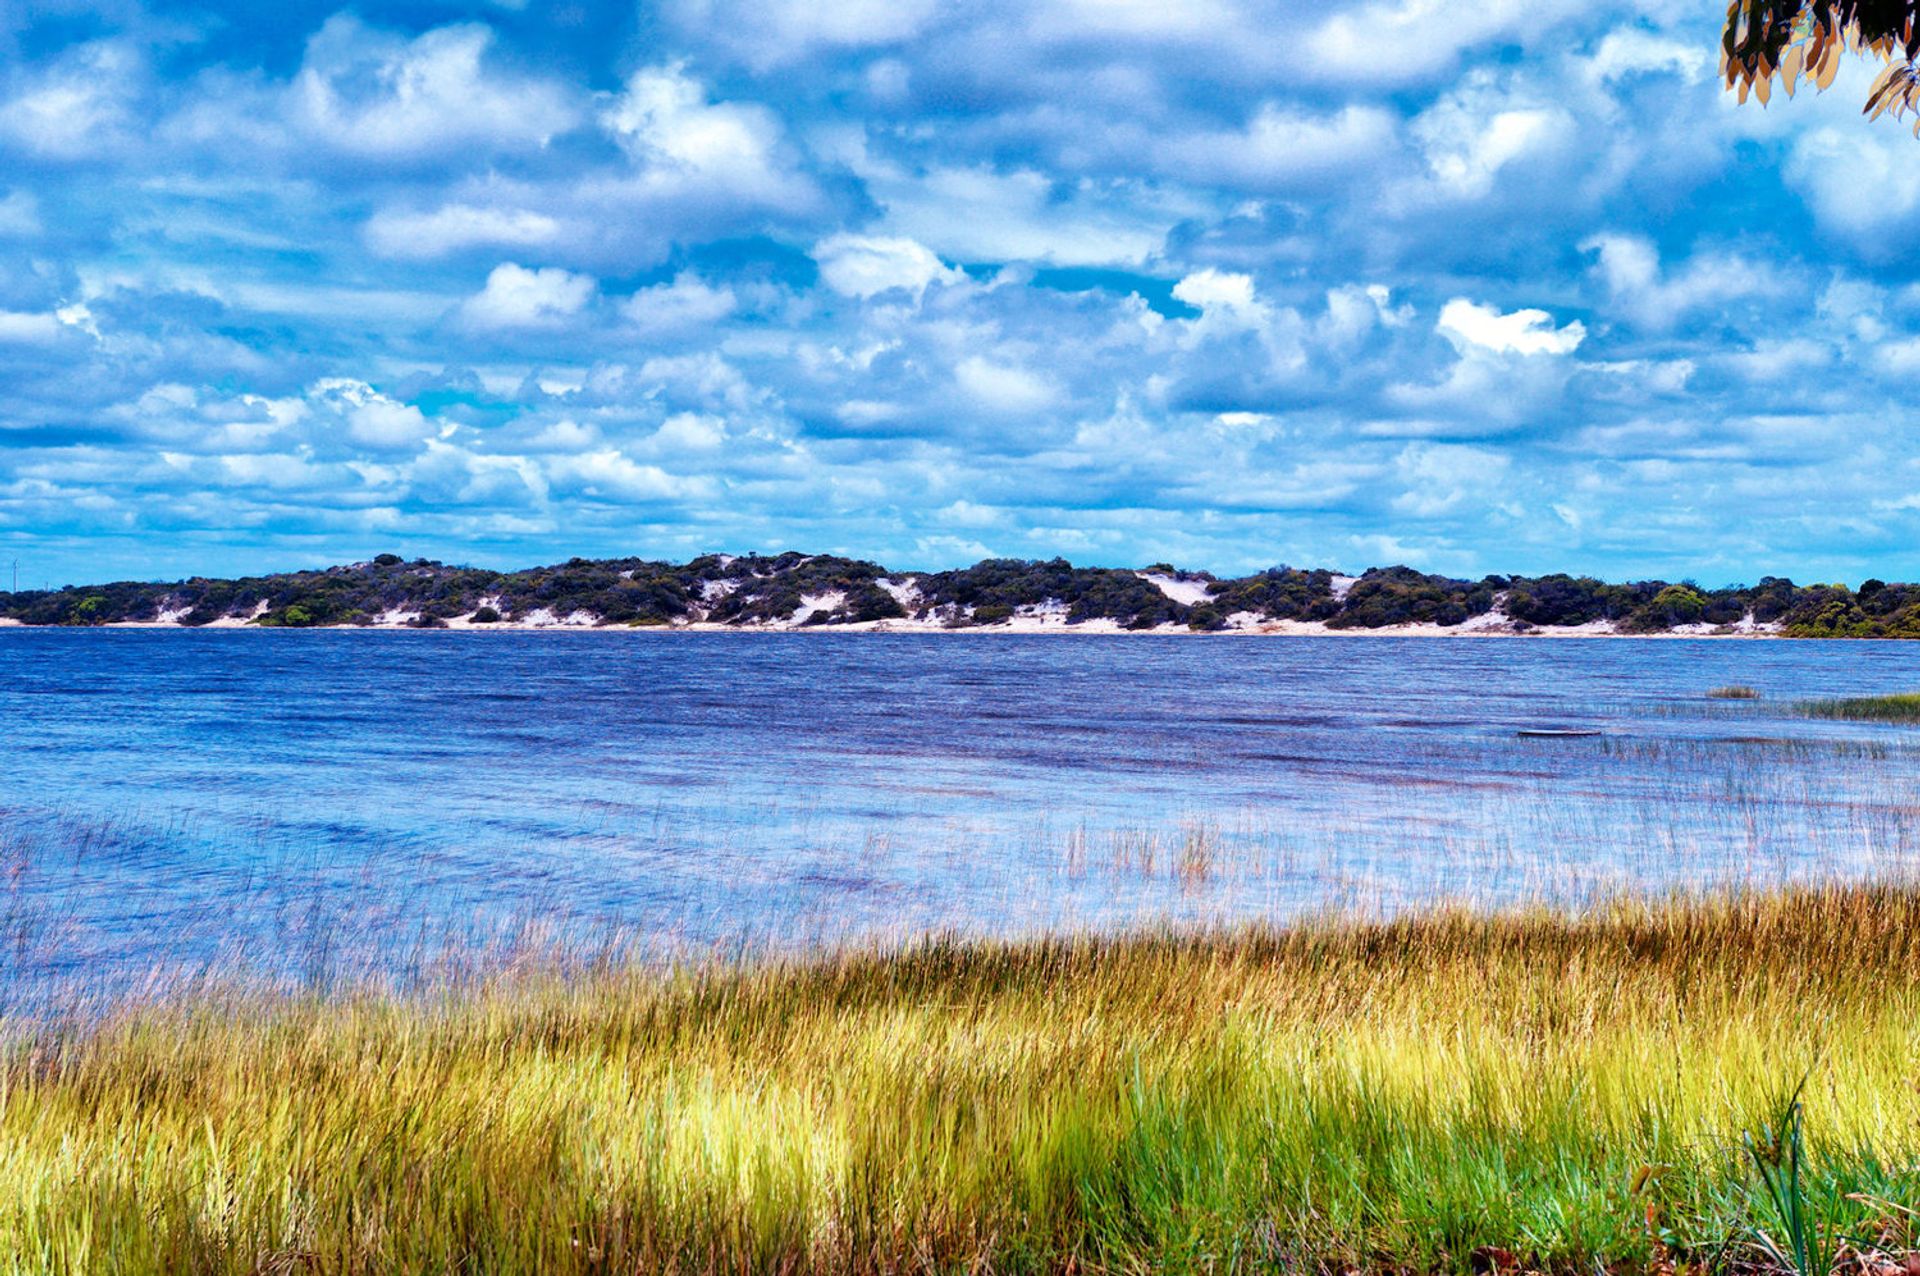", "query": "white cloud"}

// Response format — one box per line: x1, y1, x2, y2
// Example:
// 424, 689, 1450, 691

294, 17, 578, 158
309, 379, 437, 451
670, 0, 936, 66
1438, 299, 1586, 356
0, 191, 38, 235
366, 205, 562, 259
814, 234, 962, 300
1162, 103, 1398, 192
601, 64, 789, 194
653, 412, 728, 450
1586, 28, 1709, 83
1392, 442, 1511, 516
623, 272, 739, 332
1583, 234, 1779, 331
0, 311, 65, 344
547, 448, 709, 501
0, 41, 139, 159
1786, 126, 1920, 243
1172, 269, 1260, 314
1879, 337, 1920, 377
955, 356, 1061, 414
862, 162, 1171, 266
1302, 0, 1587, 85
459, 263, 596, 329
1415, 80, 1572, 198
